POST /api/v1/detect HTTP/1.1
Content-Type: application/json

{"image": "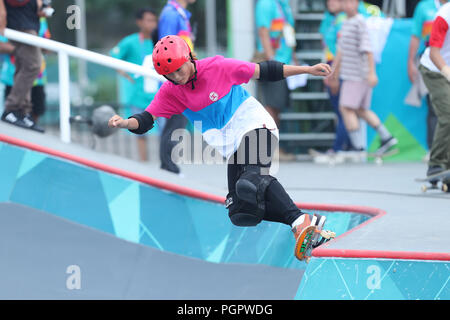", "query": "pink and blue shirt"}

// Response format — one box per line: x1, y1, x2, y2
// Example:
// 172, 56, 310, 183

146, 56, 279, 158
